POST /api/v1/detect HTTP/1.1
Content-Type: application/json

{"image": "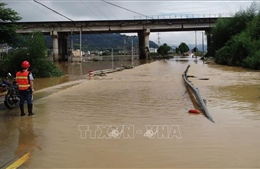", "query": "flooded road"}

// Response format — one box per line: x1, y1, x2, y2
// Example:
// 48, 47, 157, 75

0, 58, 260, 168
